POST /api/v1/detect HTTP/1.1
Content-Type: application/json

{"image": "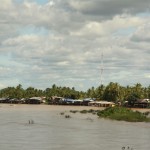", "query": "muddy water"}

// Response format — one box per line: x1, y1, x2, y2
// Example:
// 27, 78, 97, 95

0, 104, 149, 150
